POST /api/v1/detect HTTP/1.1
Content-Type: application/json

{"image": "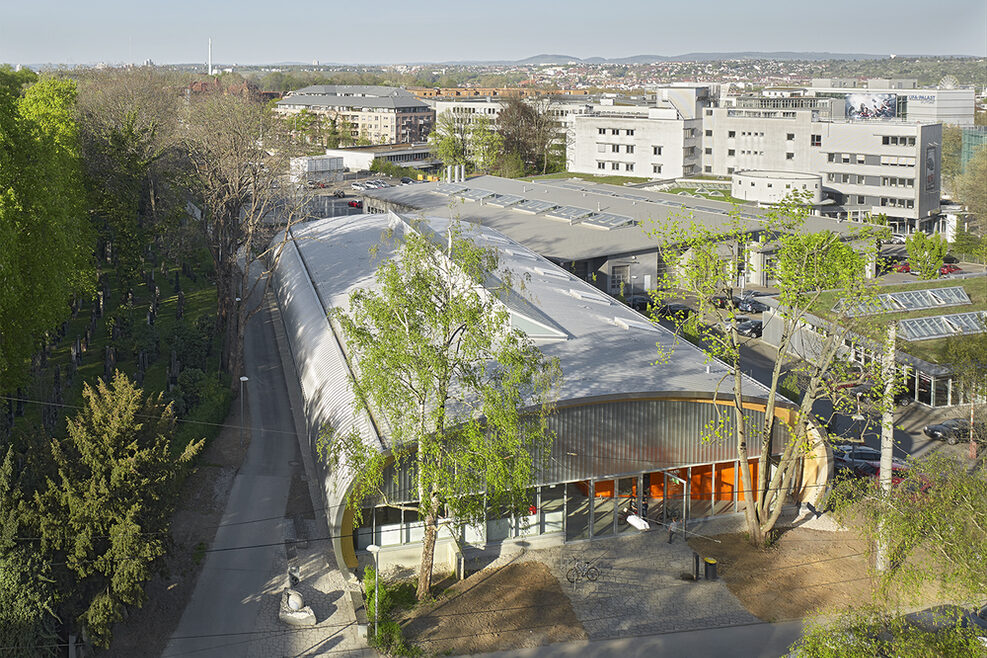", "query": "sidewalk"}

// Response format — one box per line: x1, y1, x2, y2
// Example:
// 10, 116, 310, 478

473, 620, 803, 658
